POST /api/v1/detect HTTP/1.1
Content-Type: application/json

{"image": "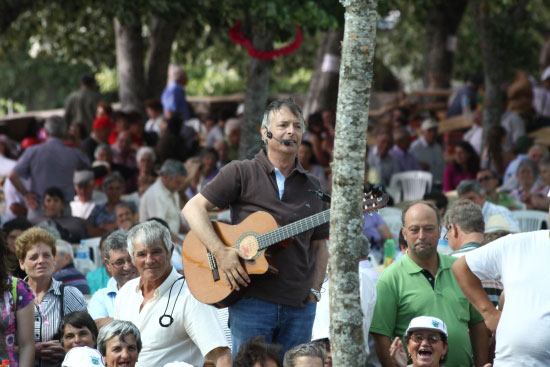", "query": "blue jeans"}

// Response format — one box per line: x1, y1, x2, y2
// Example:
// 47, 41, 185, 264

228, 296, 317, 359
